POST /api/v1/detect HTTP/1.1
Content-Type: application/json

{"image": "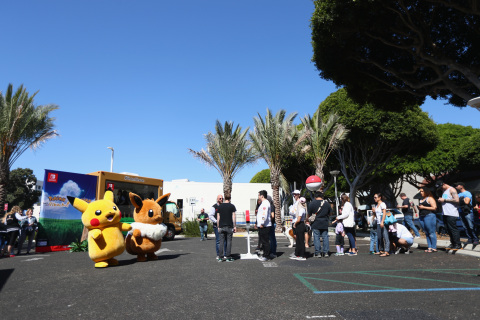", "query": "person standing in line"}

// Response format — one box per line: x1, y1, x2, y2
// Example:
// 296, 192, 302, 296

17, 209, 38, 255
417, 187, 438, 253
334, 219, 345, 256
267, 195, 277, 259
216, 195, 237, 262
209, 194, 226, 259
335, 194, 357, 255
397, 193, 420, 238
368, 211, 378, 254
290, 197, 307, 261
309, 191, 331, 258
436, 180, 462, 251
3, 206, 25, 257
373, 193, 390, 257
257, 190, 271, 261
454, 182, 479, 245
197, 208, 209, 241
